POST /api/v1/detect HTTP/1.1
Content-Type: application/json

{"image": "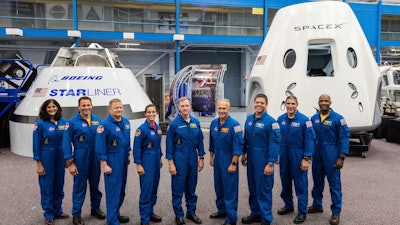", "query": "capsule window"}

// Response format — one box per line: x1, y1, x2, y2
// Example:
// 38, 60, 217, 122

346, 48, 357, 68
283, 49, 296, 69
307, 43, 333, 77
